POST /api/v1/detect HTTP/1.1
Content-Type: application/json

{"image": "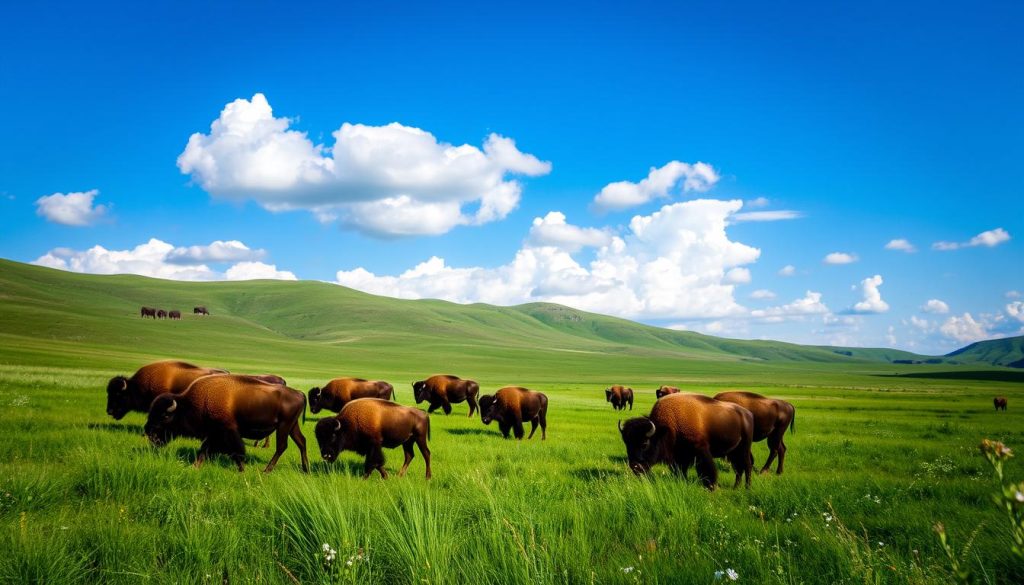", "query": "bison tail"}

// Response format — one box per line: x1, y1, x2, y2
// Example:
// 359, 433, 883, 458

790, 410, 795, 435
302, 393, 307, 425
